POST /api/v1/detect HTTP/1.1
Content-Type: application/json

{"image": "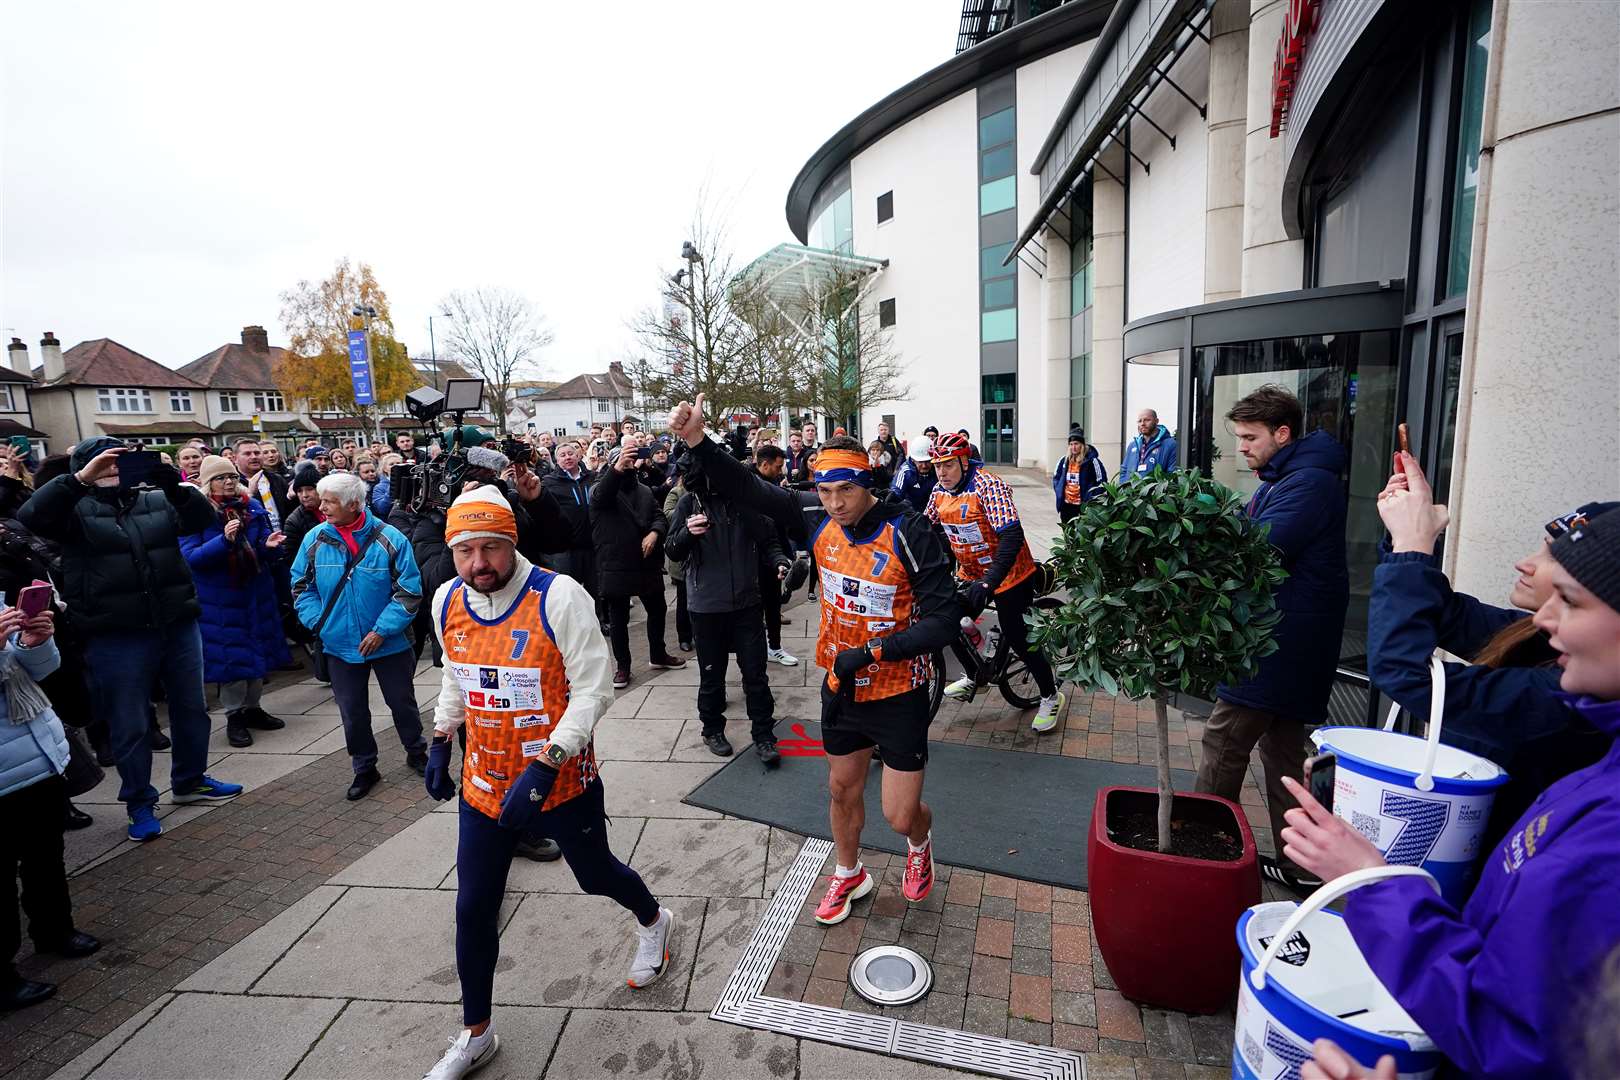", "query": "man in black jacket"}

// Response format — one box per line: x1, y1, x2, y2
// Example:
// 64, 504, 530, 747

17, 437, 243, 843
666, 464, 788, 764
750, 446, 798, 667
590, 448, 686, 688
540, 440, 602, 628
